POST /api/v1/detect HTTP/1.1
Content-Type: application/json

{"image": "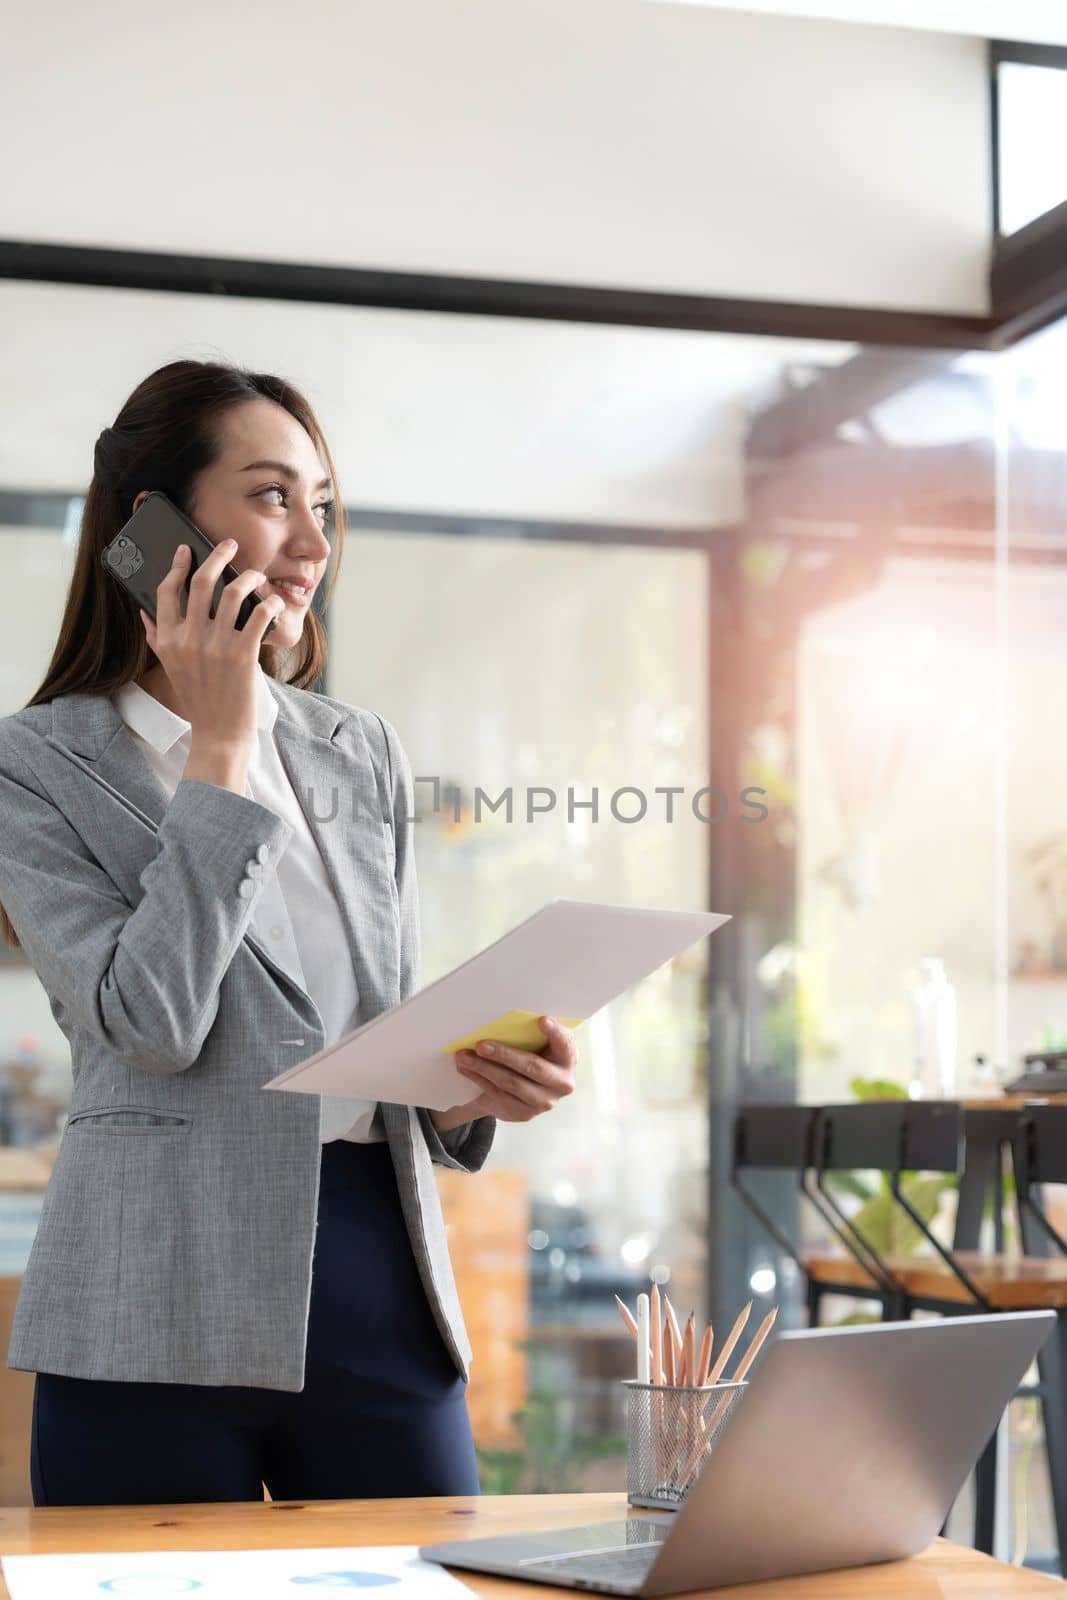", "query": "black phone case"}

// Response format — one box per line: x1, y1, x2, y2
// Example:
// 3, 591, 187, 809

99, 491, 278, 637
